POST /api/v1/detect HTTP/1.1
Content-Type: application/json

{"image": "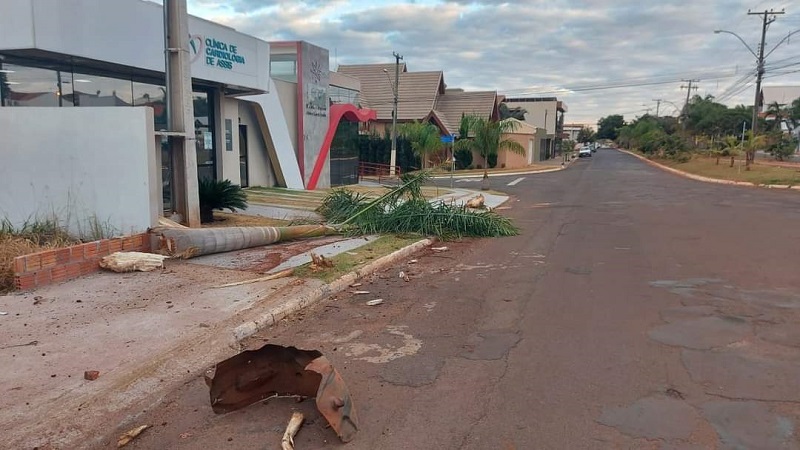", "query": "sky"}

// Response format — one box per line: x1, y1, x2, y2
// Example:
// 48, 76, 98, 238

182, 0, 800, 127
